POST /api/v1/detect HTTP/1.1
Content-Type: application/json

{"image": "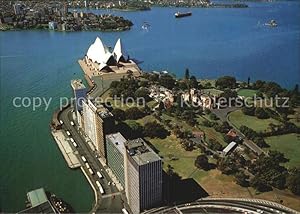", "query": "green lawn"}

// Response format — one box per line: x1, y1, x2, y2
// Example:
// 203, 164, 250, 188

228, 110, 281, 132
147, 135, 202, 178
237, 89, 257, 98
288, 107, 300, 128
202, 88, 223, 96
265, 134, 300, 168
